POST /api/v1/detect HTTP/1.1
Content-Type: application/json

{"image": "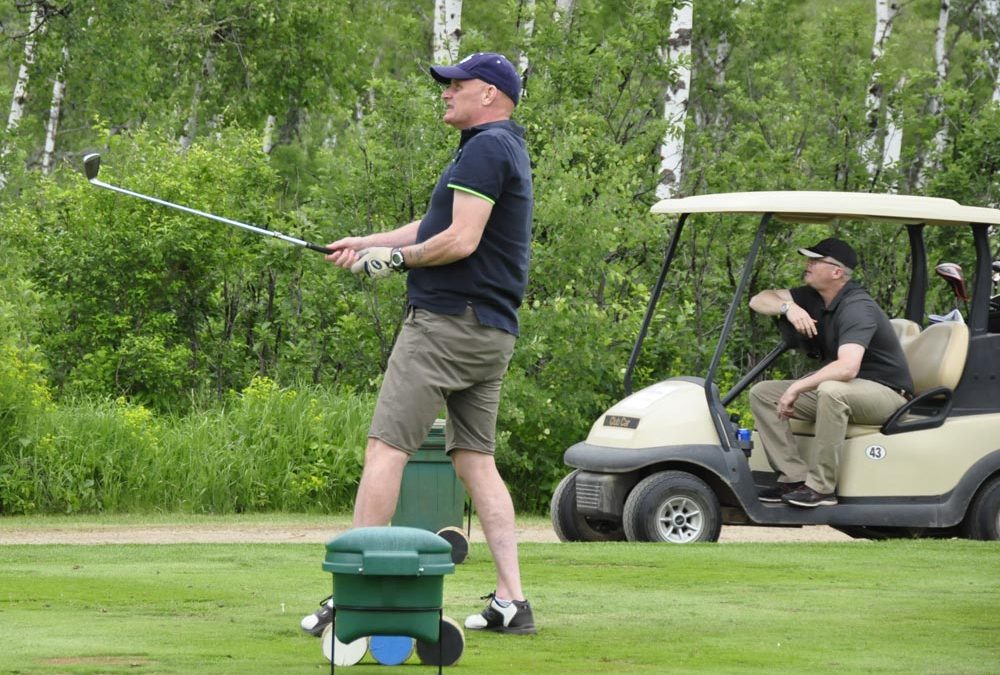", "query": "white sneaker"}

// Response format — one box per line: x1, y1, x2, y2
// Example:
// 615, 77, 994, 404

300, 595, 334, 637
